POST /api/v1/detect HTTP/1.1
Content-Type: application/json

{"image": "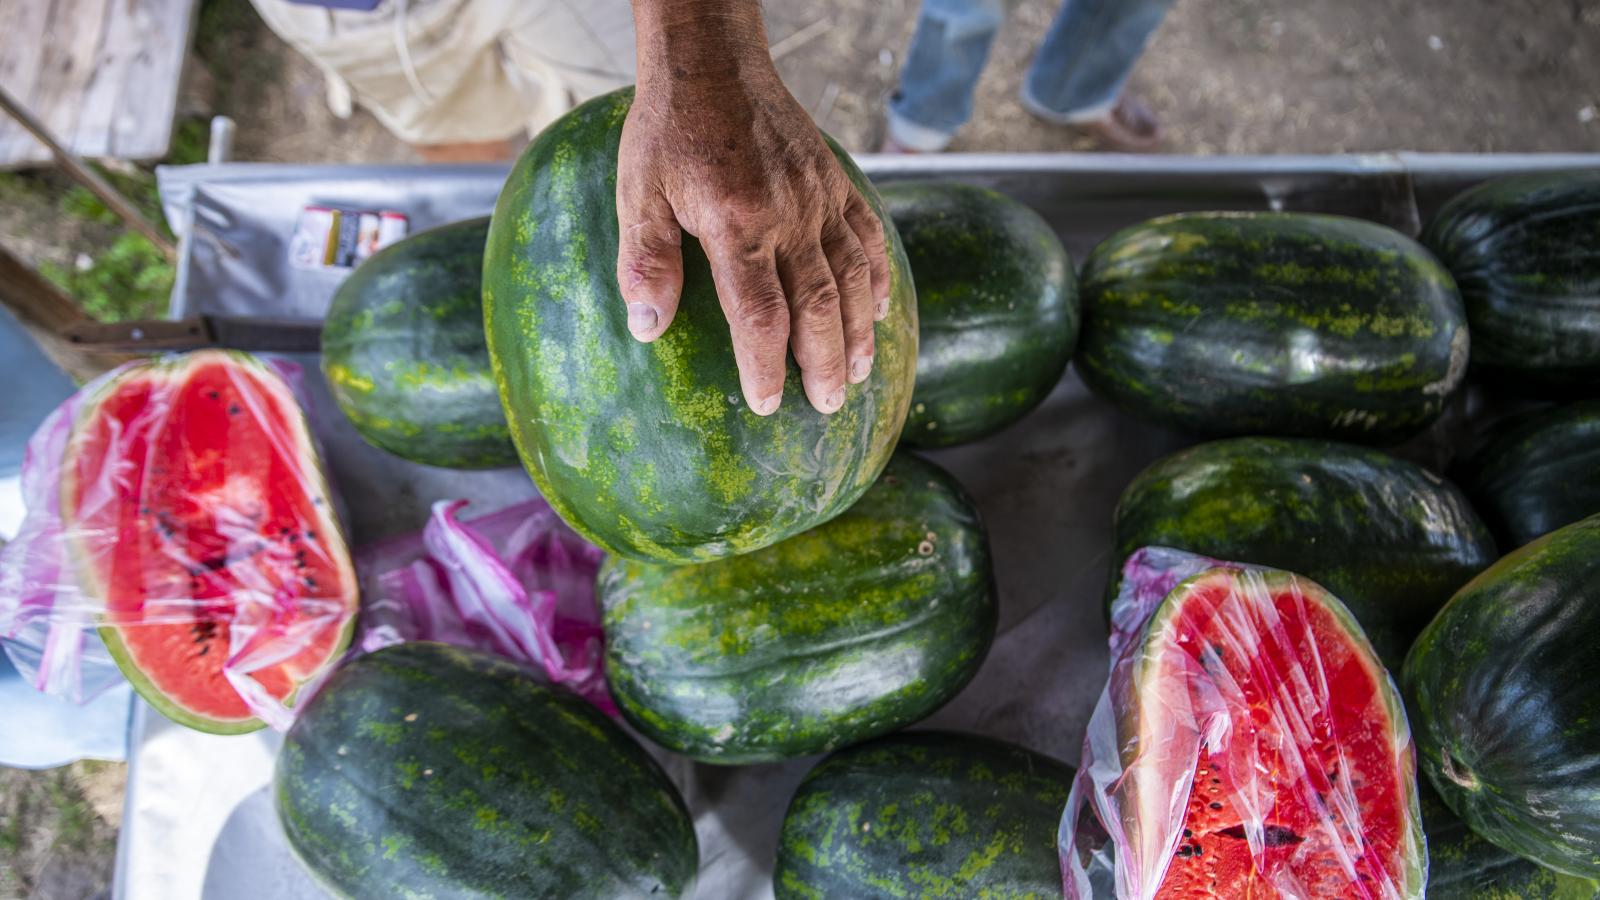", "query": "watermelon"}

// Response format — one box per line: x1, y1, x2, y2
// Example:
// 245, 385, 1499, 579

275, 642, 698, 899
1455, 400, 1600, 549
1405, 512, 1600, 879
1077, 211, 1468, 443
321, 217, 516, 470
1080, 566, 1423, 898
1110, 436, 1496, 668
1421, 170, 1600, 394
600, 452, 994, 764
774, 731, 1072, 900
879, 181, 1078, 447
1422, 780, 1600, 899
484, 88, 918, 564
60, 351, 358, 734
